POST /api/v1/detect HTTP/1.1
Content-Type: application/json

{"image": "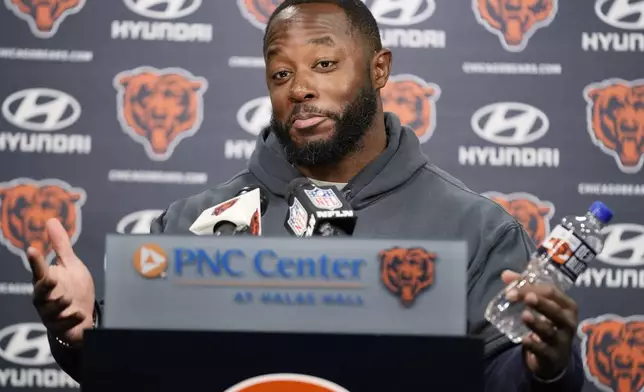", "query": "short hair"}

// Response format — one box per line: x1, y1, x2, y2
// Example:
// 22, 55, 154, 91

263, 0, 383, 56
